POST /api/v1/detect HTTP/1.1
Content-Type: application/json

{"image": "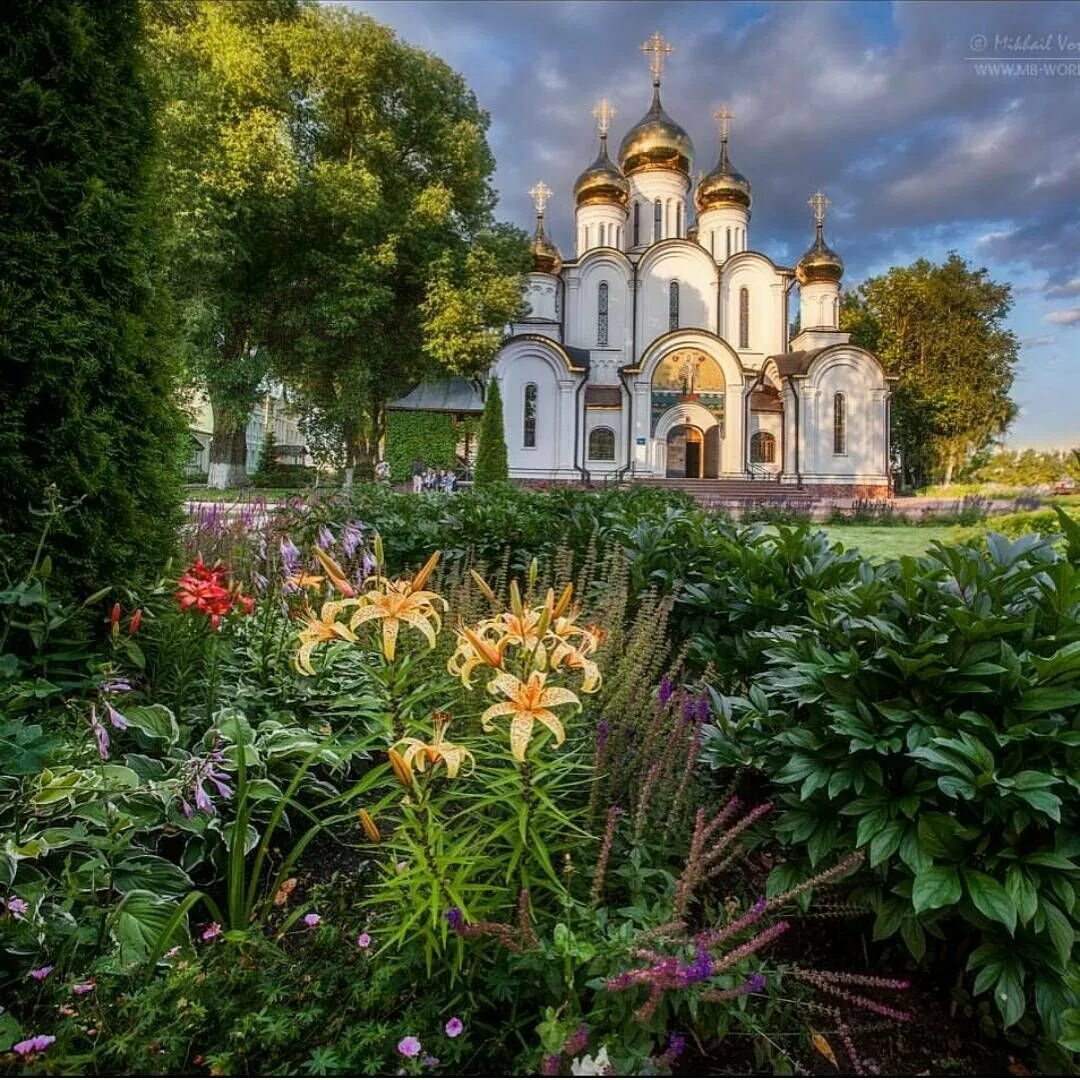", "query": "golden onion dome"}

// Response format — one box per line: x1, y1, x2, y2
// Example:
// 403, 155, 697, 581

617, 86, 693, 179
573, 135, 630, 208
530, 214, 562, 275
796, 222, 843, 285
695, 137, 752, 214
